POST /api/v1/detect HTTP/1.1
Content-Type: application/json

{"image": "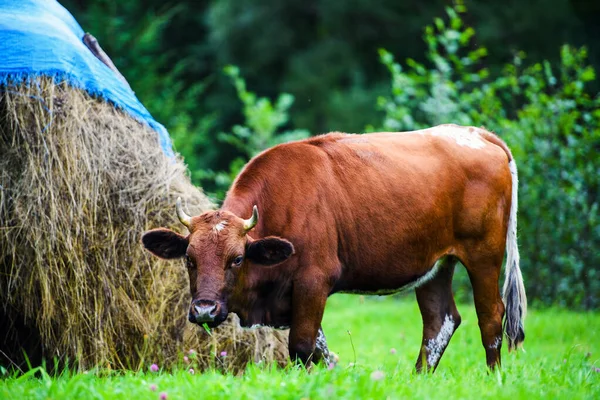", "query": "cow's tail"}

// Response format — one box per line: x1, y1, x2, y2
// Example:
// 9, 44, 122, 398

502, 158, 527, 351
480, 130, 527, 351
